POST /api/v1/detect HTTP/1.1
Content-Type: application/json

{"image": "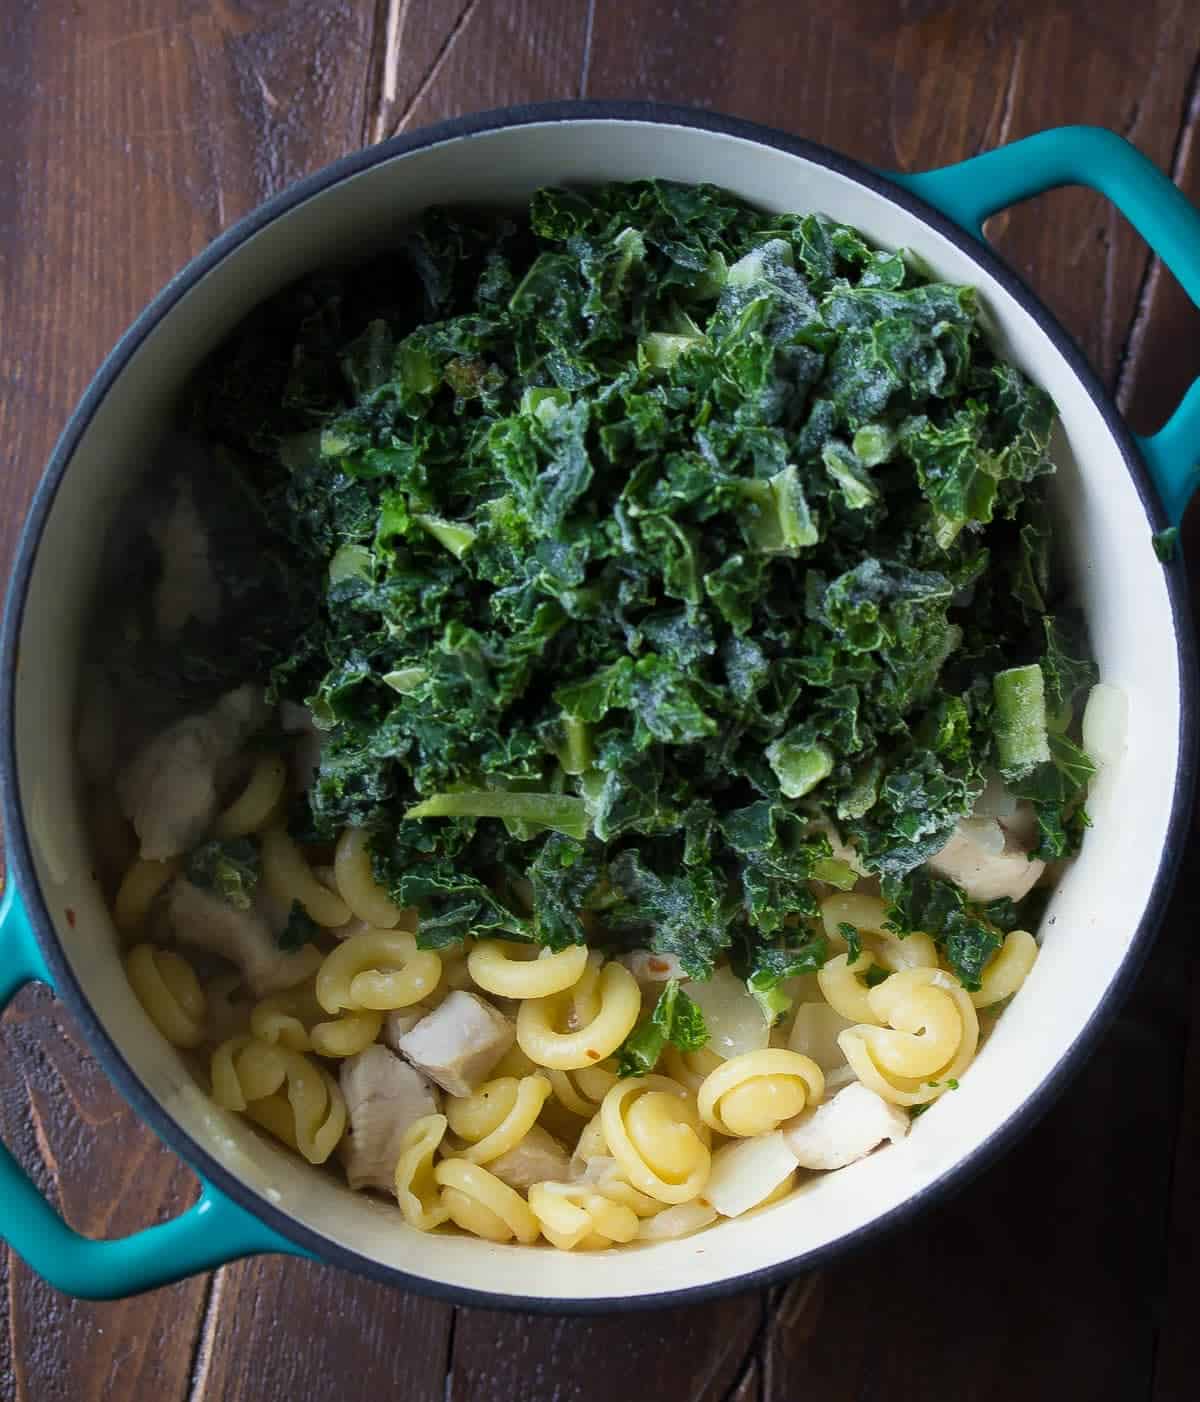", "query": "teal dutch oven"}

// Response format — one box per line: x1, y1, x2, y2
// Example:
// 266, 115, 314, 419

2, 105, 1200, 1309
